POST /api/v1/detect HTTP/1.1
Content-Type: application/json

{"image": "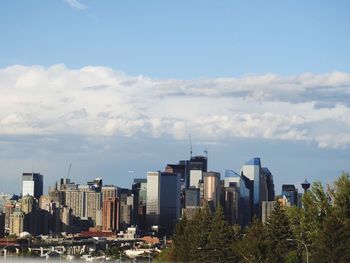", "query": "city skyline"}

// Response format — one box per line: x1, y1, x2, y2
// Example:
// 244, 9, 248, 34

1, 1, 350, 194
0, 153, 327, 197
